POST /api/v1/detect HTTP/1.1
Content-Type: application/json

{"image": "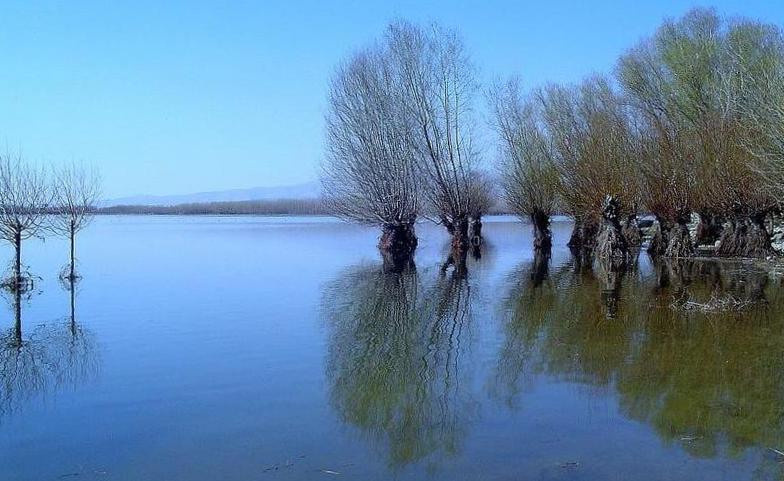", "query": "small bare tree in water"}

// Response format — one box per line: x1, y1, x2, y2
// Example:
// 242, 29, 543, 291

322, 41, 420, 269
50, 163, 101, 280
489, 78, 558, 251
388, 21, 481, 255
0, 153, 50, 291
